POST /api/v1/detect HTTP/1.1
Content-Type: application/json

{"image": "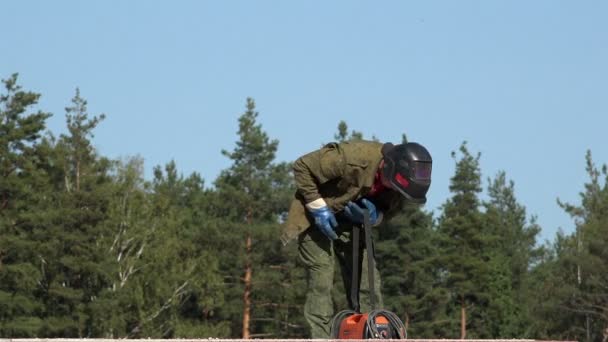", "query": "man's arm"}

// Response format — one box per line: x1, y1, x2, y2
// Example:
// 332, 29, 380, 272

292, 143, 346, 240
292, 143, 344, 204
